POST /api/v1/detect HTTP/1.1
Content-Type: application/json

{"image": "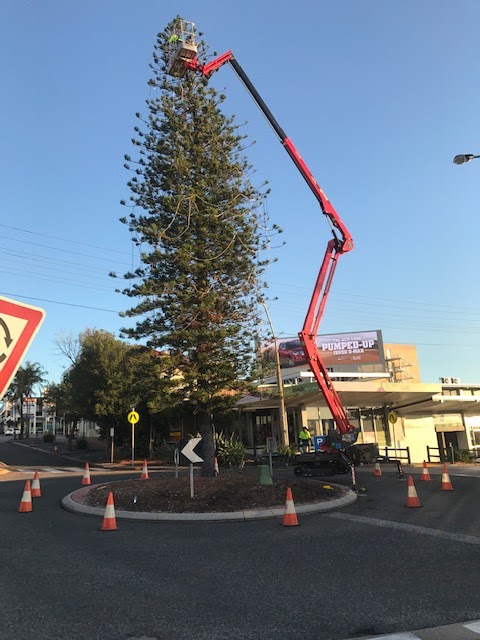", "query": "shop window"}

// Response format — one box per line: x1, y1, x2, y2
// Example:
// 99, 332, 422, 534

322, 419, 335, 435
346, 408, 361, 442
255, 414, 273, 444
360, 408, 376, 444
307, 419, 319, 435
374, 409, 389, 446
470, 430, 480, 449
